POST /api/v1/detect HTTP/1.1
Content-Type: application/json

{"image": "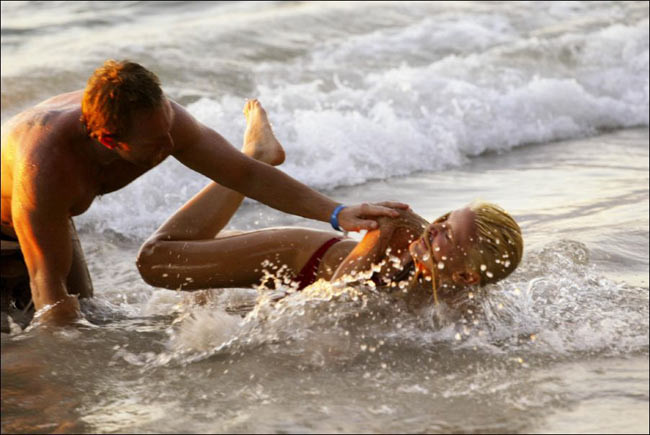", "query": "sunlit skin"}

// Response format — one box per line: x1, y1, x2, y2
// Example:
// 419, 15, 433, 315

99, 99, 175, 168
408, 208, 480, 287
136, 102, 482, 306
1, 86, 407, 327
